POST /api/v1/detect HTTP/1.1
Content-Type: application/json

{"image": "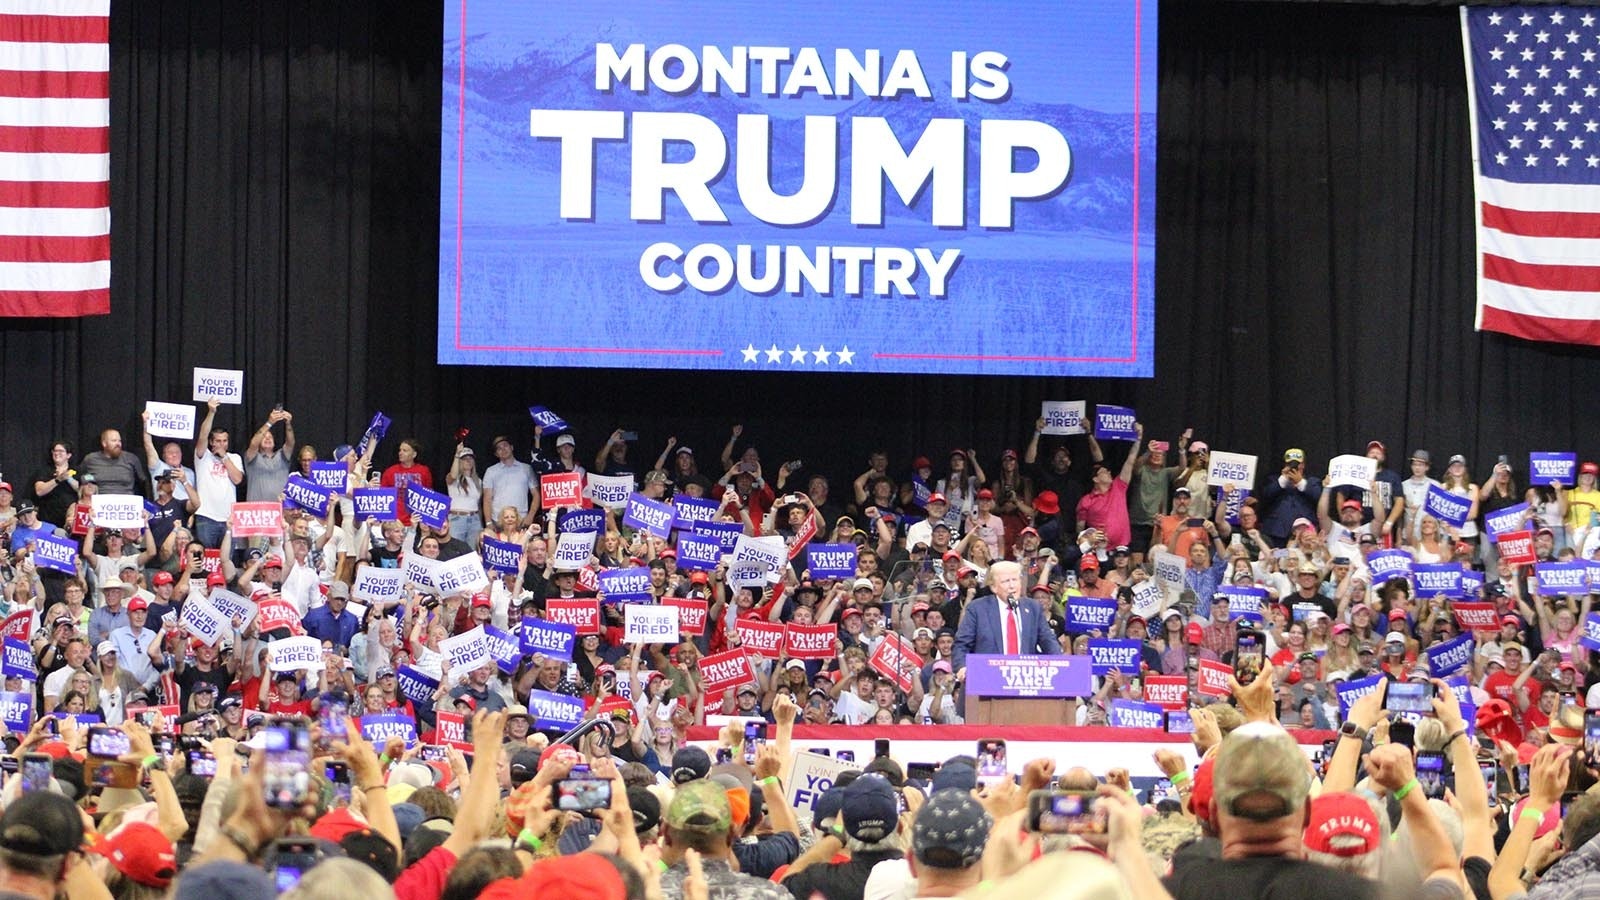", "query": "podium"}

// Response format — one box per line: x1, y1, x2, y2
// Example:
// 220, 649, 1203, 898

961, 653, 1092, 725
965, 695, 1075, 725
